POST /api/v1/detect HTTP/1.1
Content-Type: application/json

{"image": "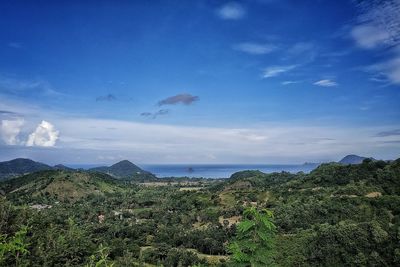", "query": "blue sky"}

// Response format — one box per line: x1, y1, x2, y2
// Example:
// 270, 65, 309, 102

0, 0, 399, 164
